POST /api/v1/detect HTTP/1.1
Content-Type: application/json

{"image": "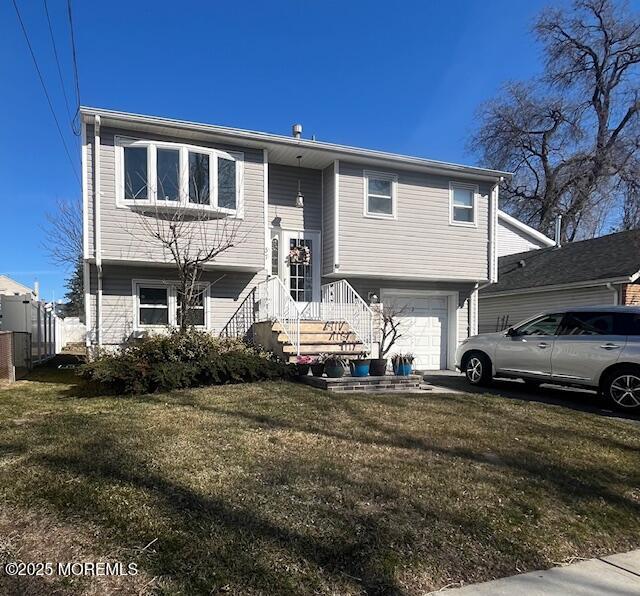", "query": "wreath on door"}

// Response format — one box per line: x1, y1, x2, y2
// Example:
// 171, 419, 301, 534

288, 244, 311, 265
